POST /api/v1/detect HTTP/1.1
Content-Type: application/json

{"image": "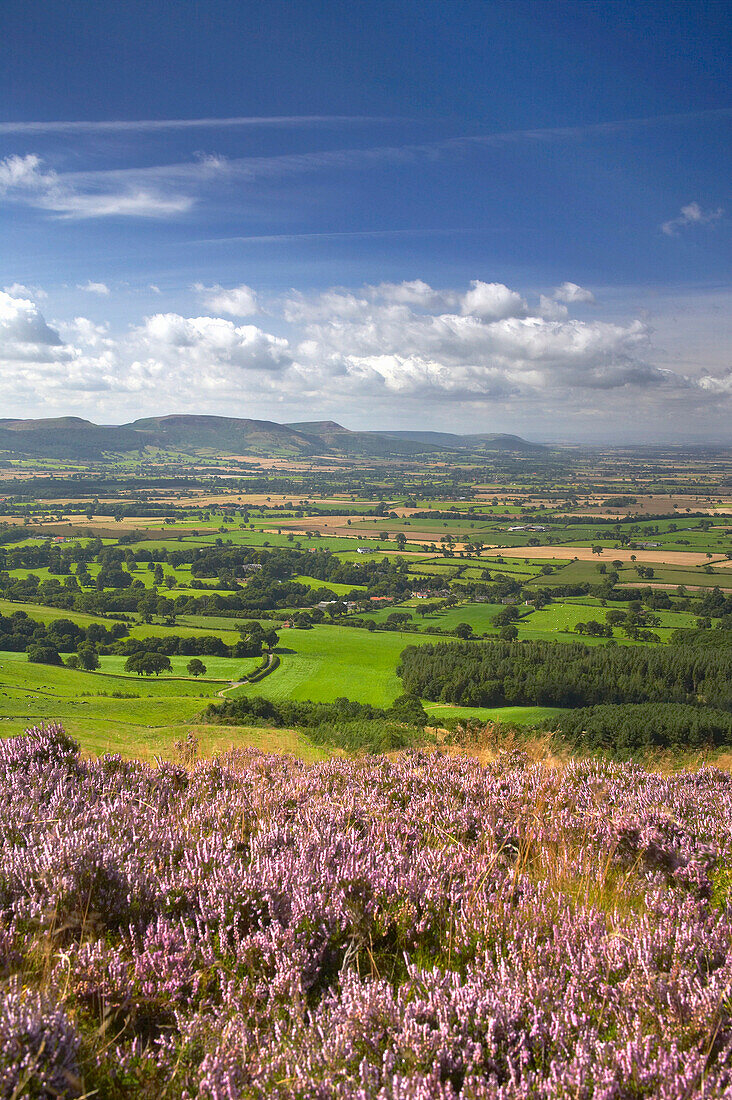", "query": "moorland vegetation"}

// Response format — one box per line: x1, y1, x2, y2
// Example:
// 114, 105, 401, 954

3, 724, 732, 1098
